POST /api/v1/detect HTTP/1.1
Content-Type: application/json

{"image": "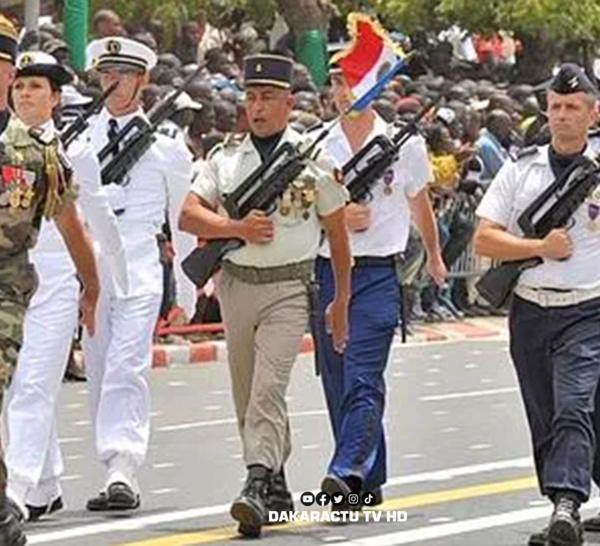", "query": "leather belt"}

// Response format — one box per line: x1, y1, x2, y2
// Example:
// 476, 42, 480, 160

514, 284, 600, 308
222, 260, 314, 285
